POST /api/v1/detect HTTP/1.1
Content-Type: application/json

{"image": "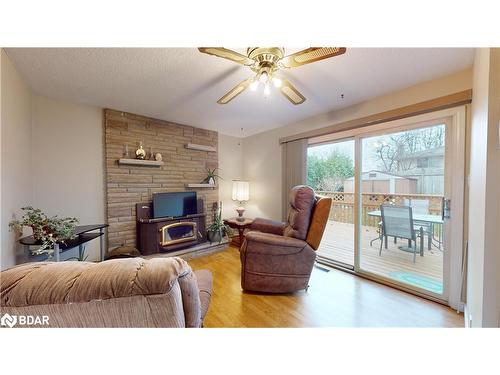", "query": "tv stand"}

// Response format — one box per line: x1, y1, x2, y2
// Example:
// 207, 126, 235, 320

136, 202, 206, 255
